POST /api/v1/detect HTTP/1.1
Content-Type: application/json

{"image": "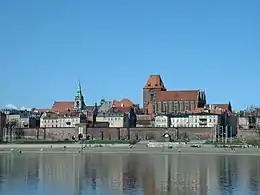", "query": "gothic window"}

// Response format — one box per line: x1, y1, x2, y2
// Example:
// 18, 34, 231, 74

163, 102, 167, 113
154, 103, 158, 112
190, 102, 194, 110
158, 102, 162, 112
179, 101, 183, 112
171, 102, 174, 111
185, 102, 190, 110
150, 94, 154, 101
